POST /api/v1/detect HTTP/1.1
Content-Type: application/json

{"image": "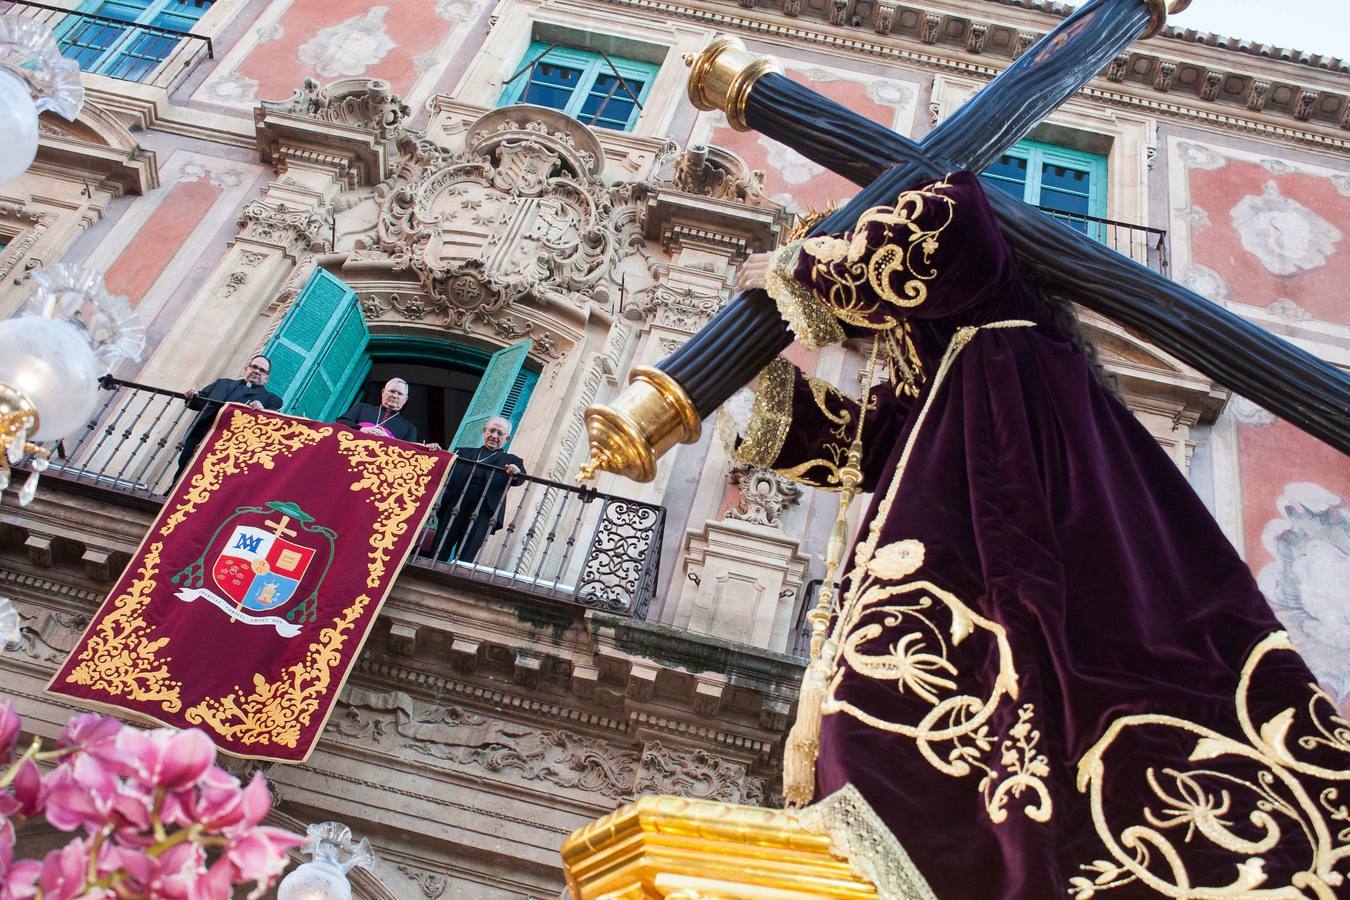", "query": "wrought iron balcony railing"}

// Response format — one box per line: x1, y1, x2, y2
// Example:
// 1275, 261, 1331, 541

0, 1, 213, 90
1036, 204, 1170, 276
36, 376, 664, 618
